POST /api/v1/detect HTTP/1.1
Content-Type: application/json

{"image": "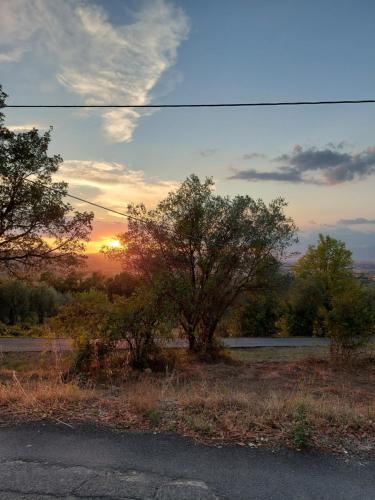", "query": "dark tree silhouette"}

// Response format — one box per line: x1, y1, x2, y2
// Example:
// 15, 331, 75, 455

107, 175, 297, 354
0, 86, 93, 274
